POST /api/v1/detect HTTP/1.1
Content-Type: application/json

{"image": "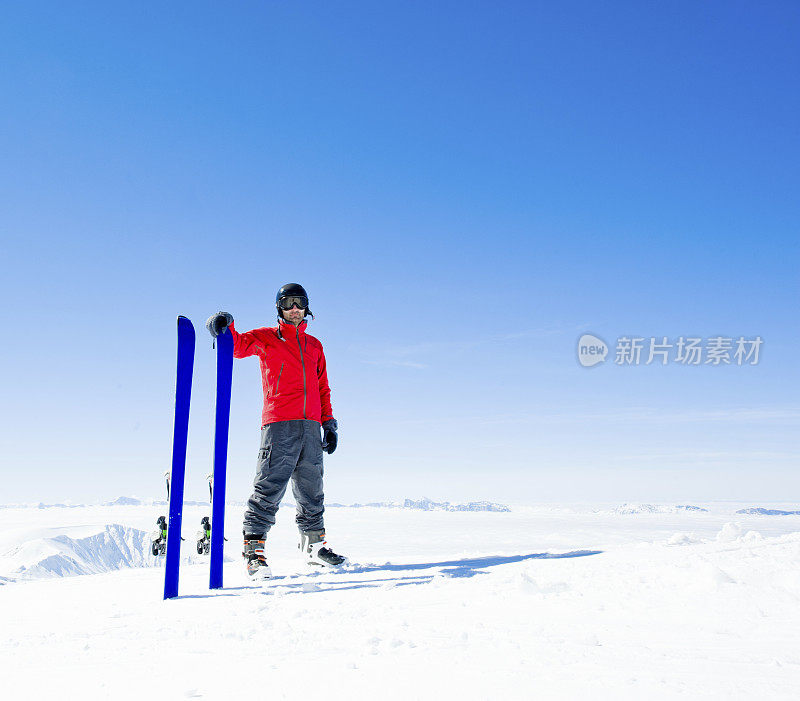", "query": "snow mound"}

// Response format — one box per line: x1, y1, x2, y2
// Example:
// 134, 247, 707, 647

736, 507, 800, 516
0, 524, 156, 581
611, 503, 708, 515
716, 522, 744, 542
714, 522, 766, 545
